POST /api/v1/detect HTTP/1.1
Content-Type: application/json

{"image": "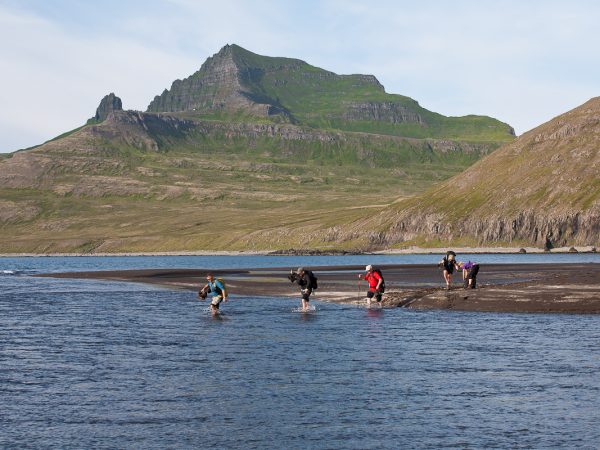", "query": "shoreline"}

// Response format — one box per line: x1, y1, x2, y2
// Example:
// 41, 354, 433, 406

2, 245, 597, 257
38, 263, 600, 314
